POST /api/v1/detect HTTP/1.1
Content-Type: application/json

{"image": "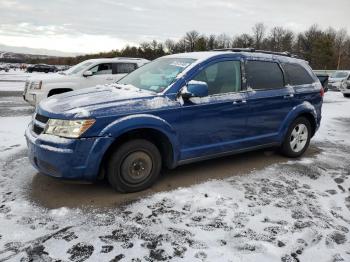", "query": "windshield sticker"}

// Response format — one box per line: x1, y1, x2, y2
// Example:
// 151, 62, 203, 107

149, 86, 160, 91
170, 61, 191, 68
